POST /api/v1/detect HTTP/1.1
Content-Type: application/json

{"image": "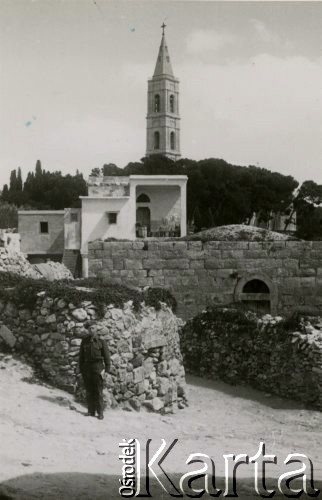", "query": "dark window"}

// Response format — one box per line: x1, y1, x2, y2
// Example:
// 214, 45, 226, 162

154, 94, 160, 112
40, 221, 48, 234
170, 94, 175, 113
154, 131, 160, 150
136, 193, 150, 203
243, 279, 270, 293
170, 131, 175, 150
71, 213, 78, 222
108, 212, 117, 224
